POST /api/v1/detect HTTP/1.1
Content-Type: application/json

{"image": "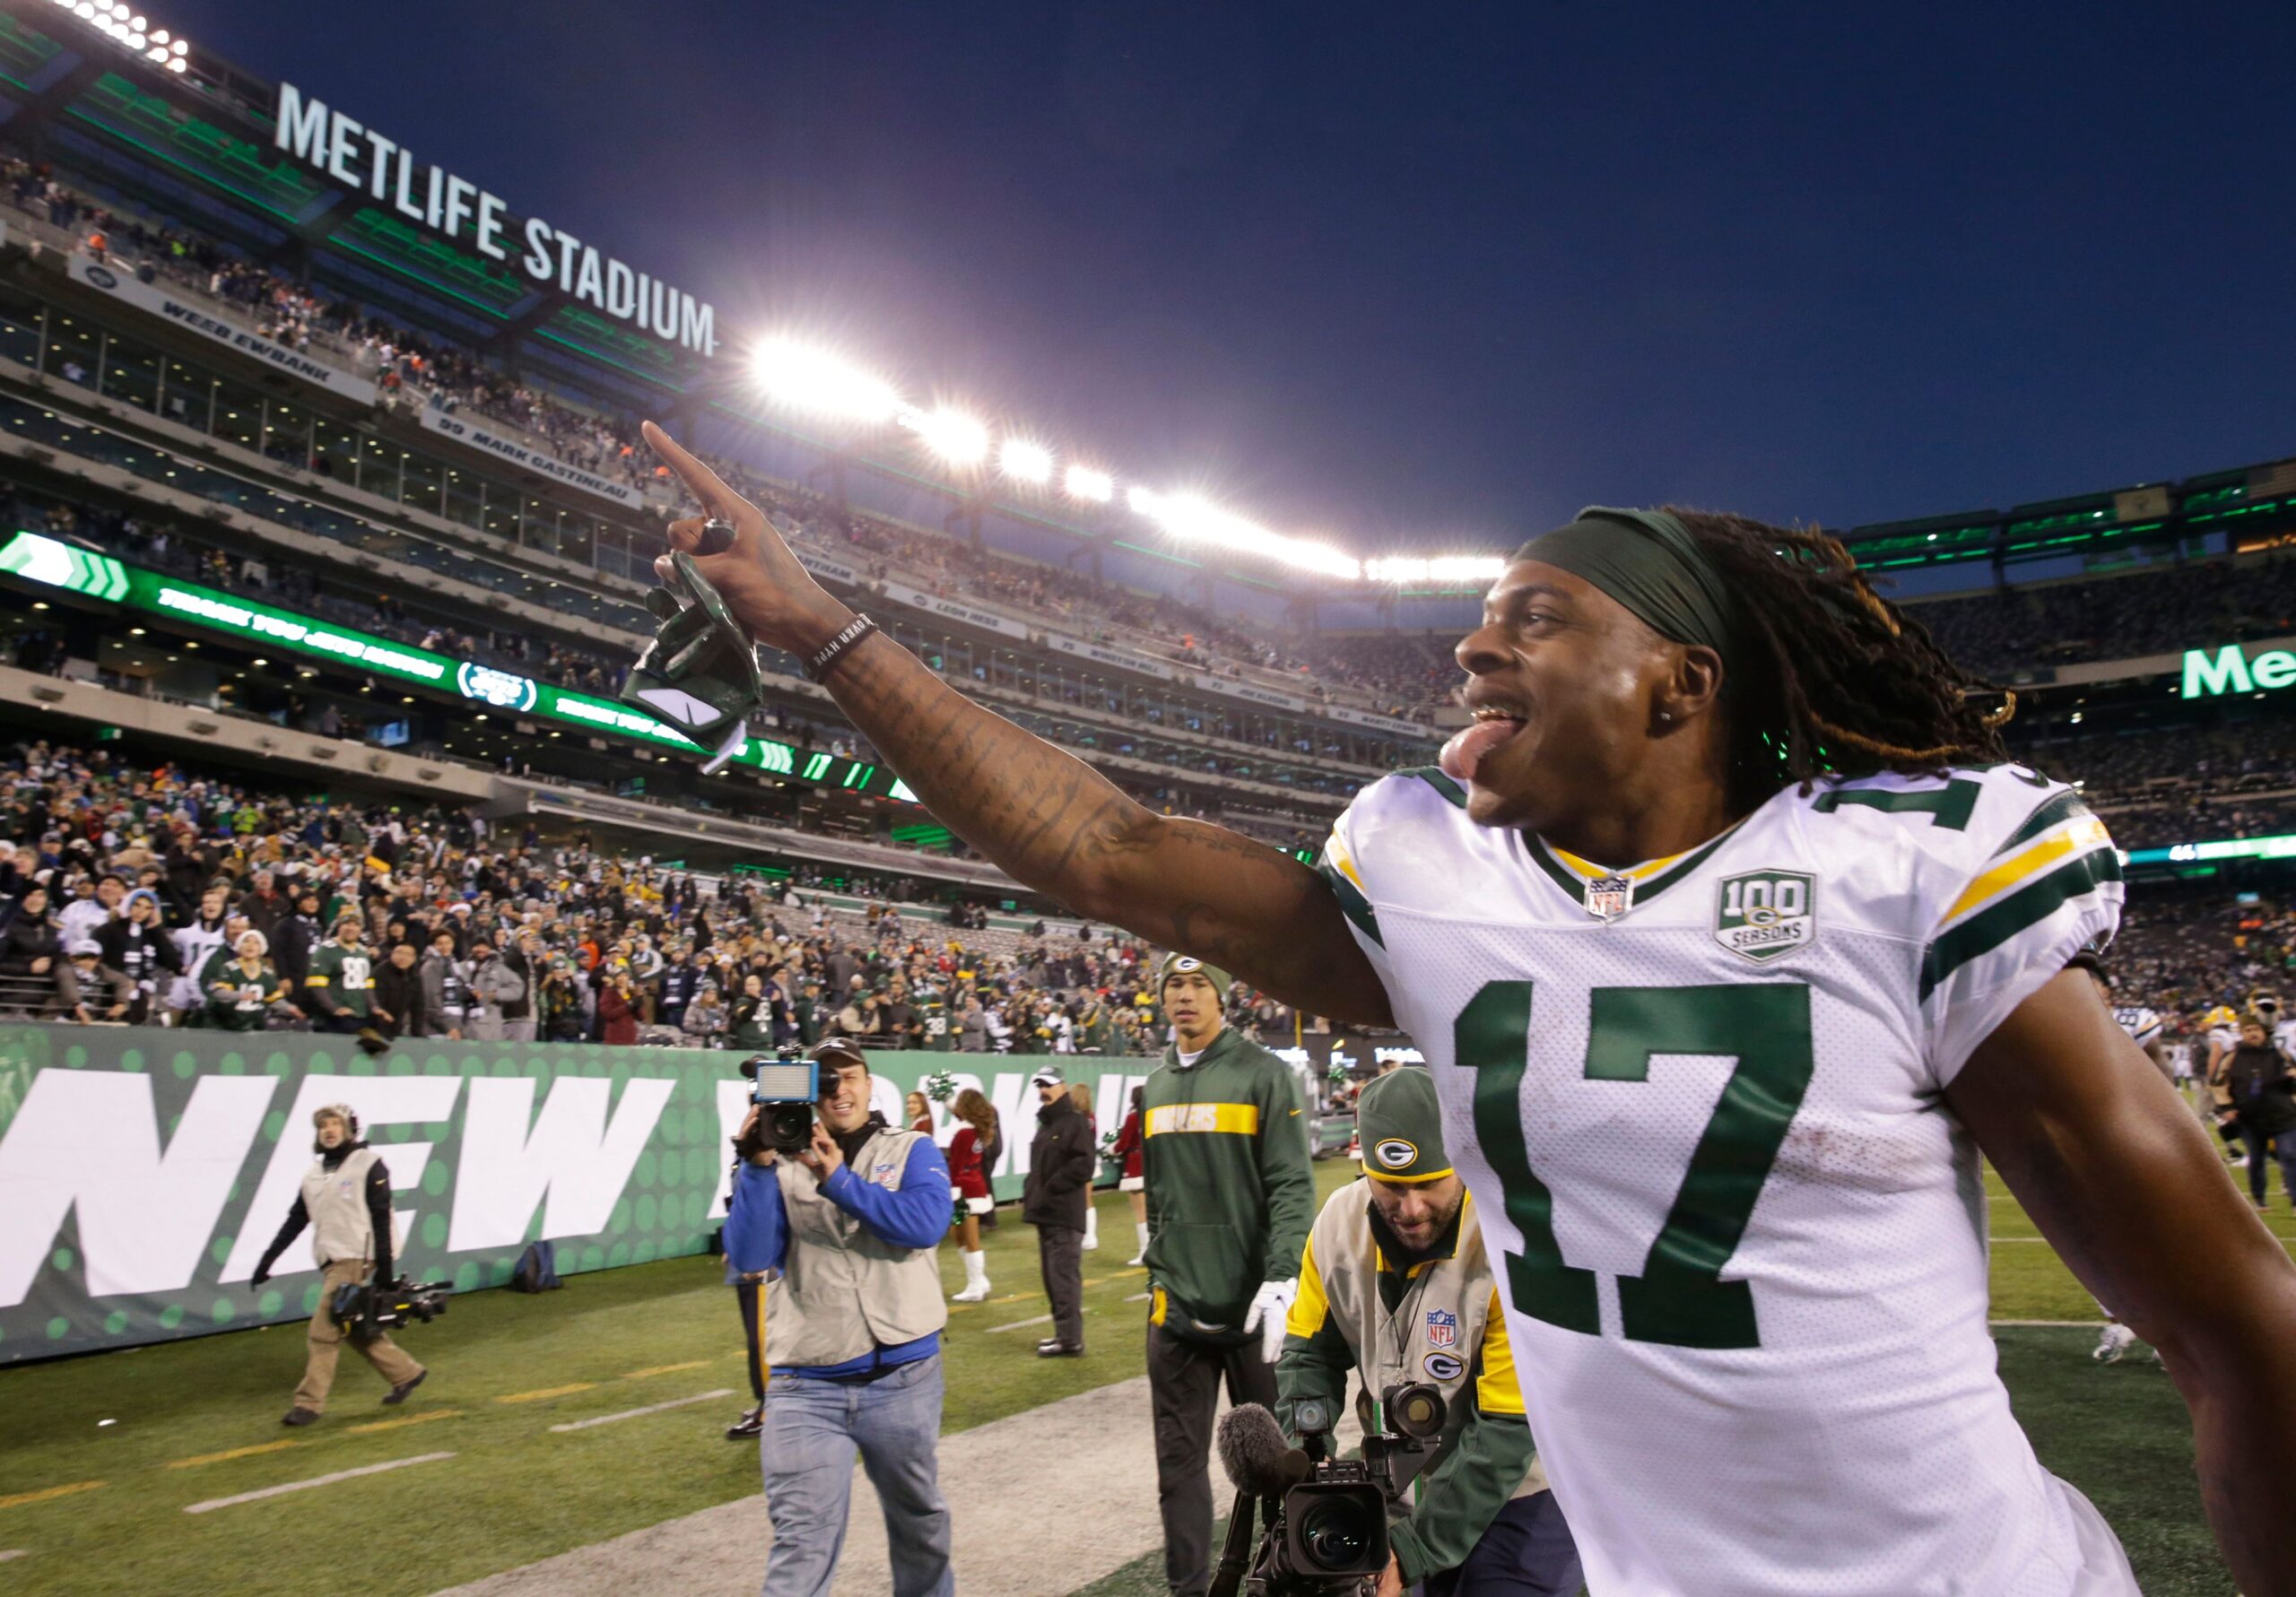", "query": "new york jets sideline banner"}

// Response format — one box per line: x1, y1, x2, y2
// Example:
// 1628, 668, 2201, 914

0, 1027, 1160, 1363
